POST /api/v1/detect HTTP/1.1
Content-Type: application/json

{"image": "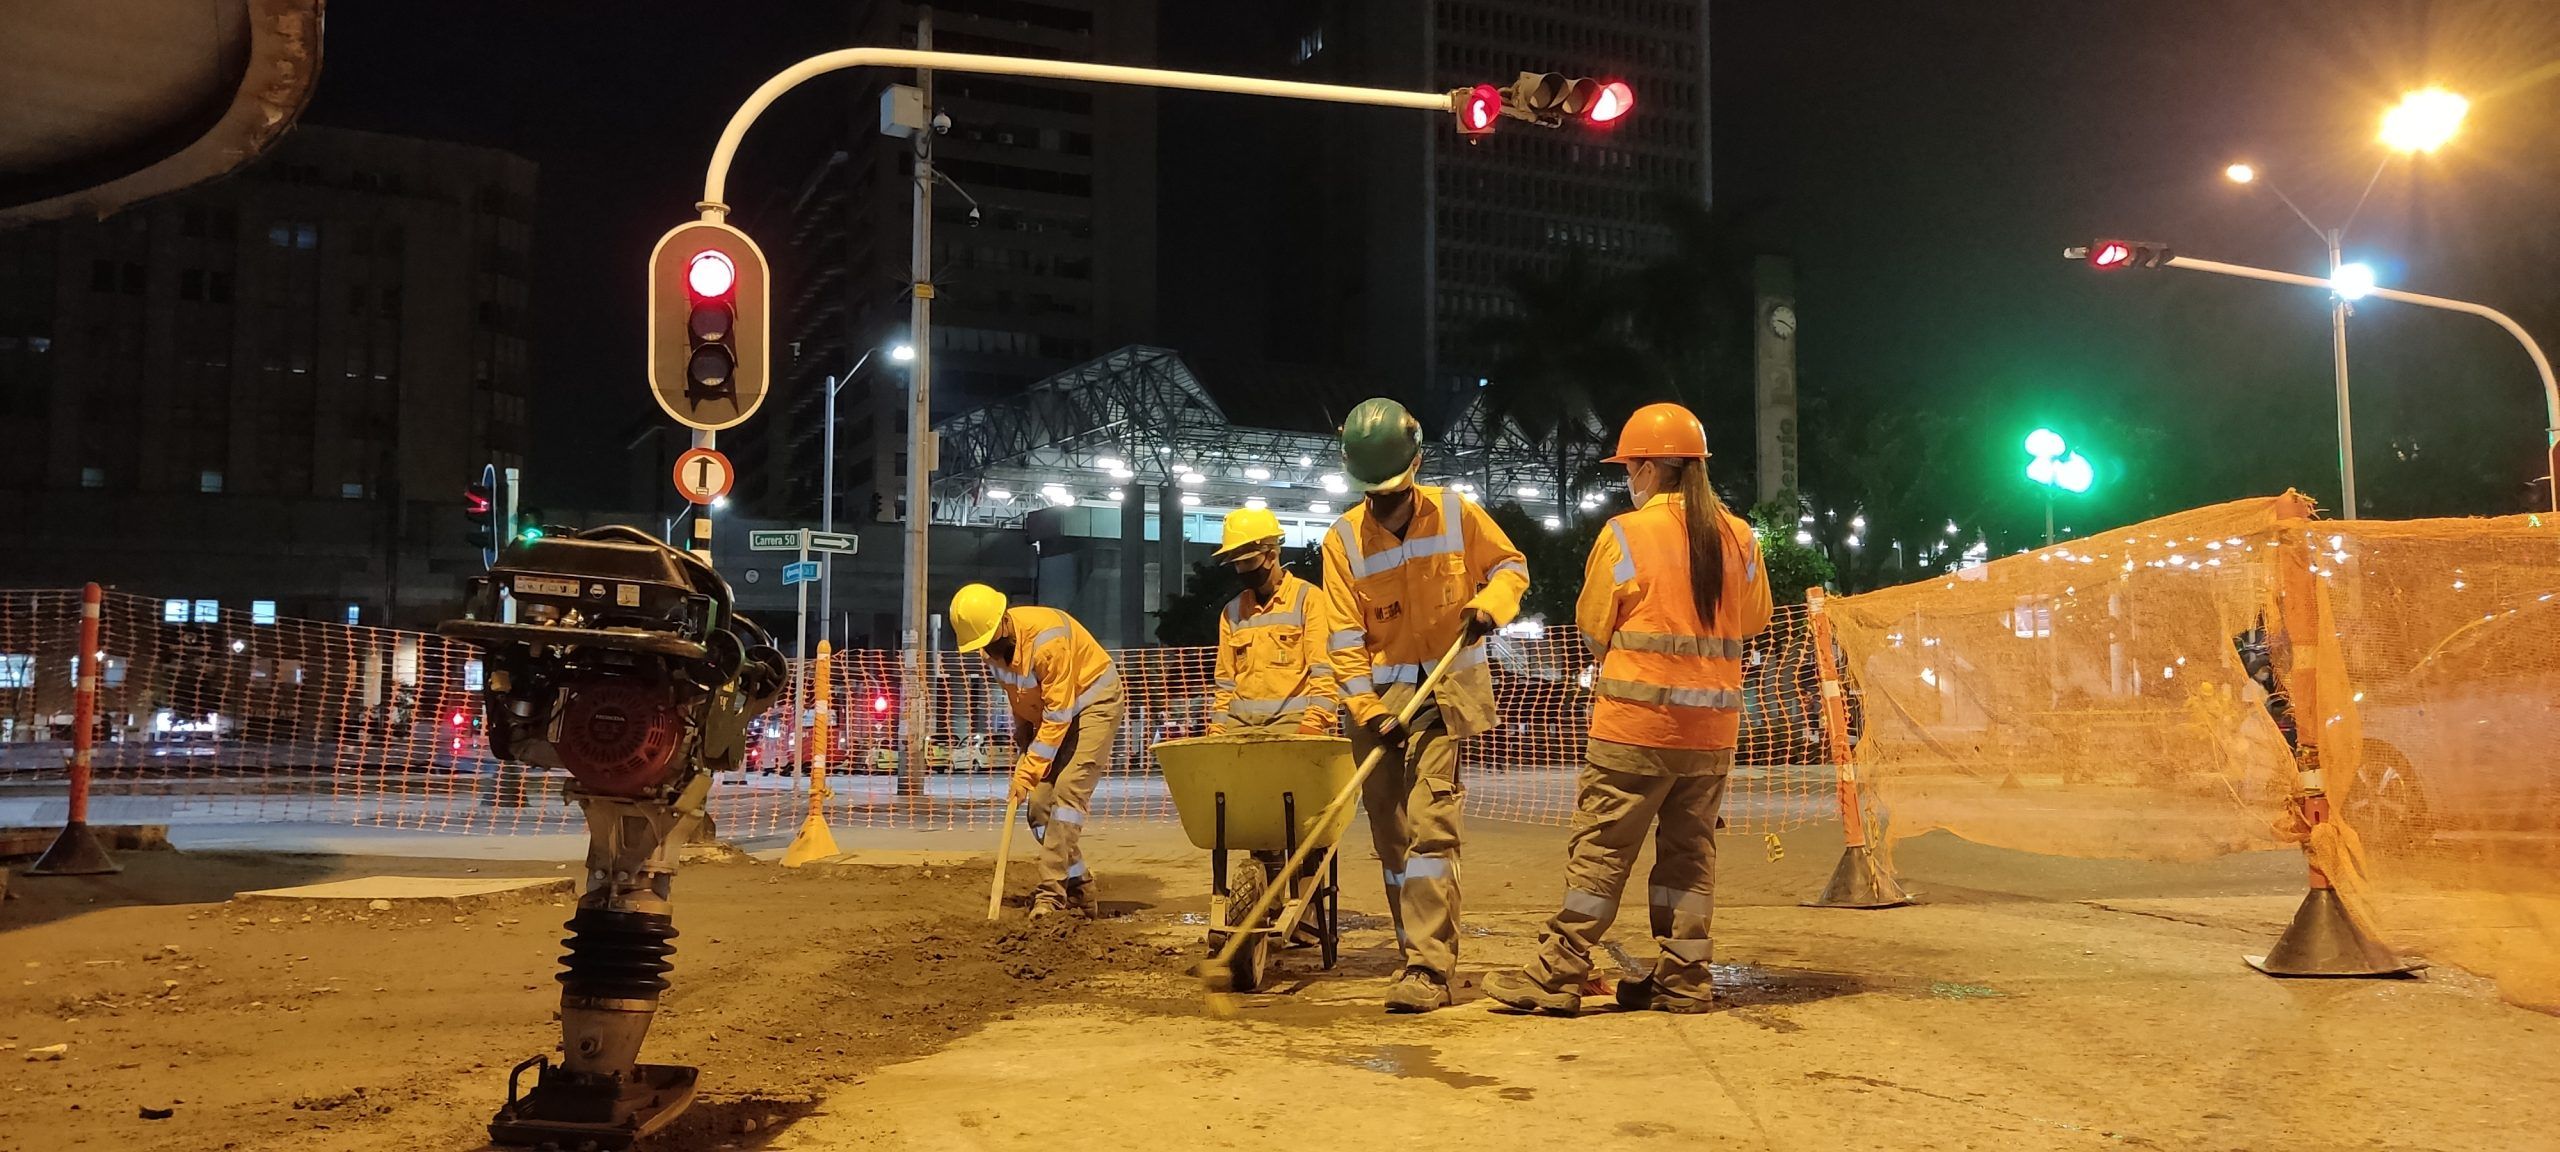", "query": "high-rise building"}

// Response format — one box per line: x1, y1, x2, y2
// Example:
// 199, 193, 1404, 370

0, 126, 536, 627
1161, 0, 1710, 428
733, 0, 1161, 523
